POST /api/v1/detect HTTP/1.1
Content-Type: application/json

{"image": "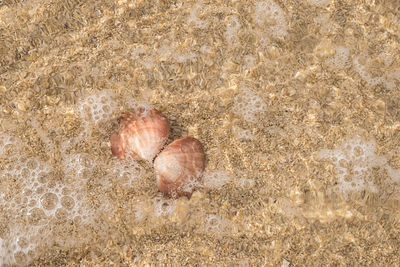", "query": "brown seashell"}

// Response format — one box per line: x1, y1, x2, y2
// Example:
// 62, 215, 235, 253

110, 108, 170, 162
154, 137, 205, 198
